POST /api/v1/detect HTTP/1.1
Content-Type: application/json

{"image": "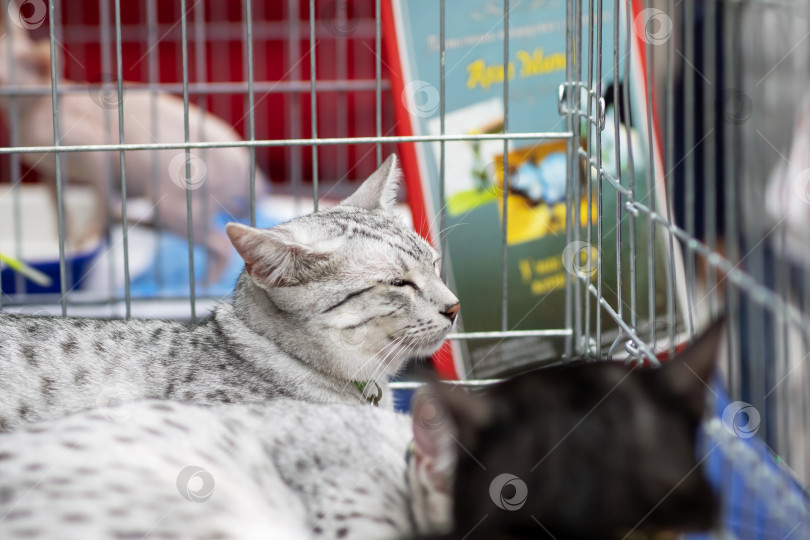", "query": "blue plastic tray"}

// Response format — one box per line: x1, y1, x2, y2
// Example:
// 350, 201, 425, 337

1, 245, 103, 295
